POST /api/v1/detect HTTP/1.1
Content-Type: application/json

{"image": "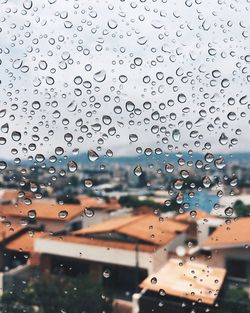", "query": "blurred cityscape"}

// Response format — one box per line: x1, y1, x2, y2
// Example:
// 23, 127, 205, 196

0, 151, 249, 313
